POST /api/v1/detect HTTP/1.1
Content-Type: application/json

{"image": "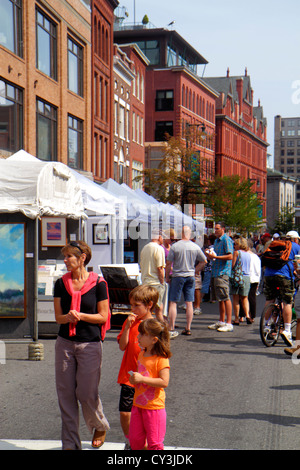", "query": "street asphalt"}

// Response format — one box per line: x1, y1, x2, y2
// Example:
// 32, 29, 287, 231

1, 294, 300, 451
